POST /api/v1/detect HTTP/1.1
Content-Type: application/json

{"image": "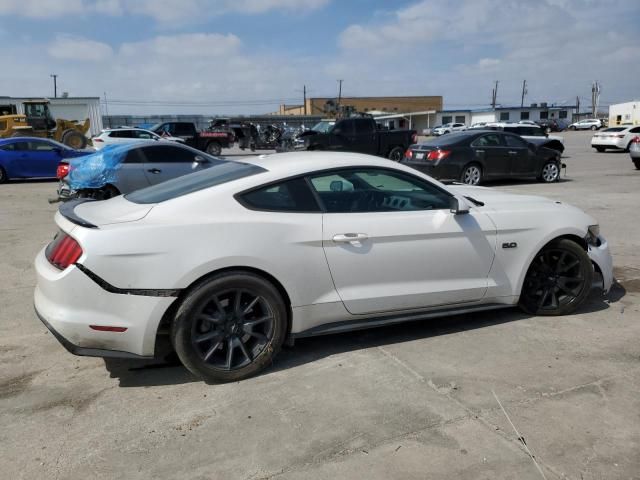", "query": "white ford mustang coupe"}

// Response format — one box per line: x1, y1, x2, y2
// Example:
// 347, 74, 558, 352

34, 152, 613, 382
